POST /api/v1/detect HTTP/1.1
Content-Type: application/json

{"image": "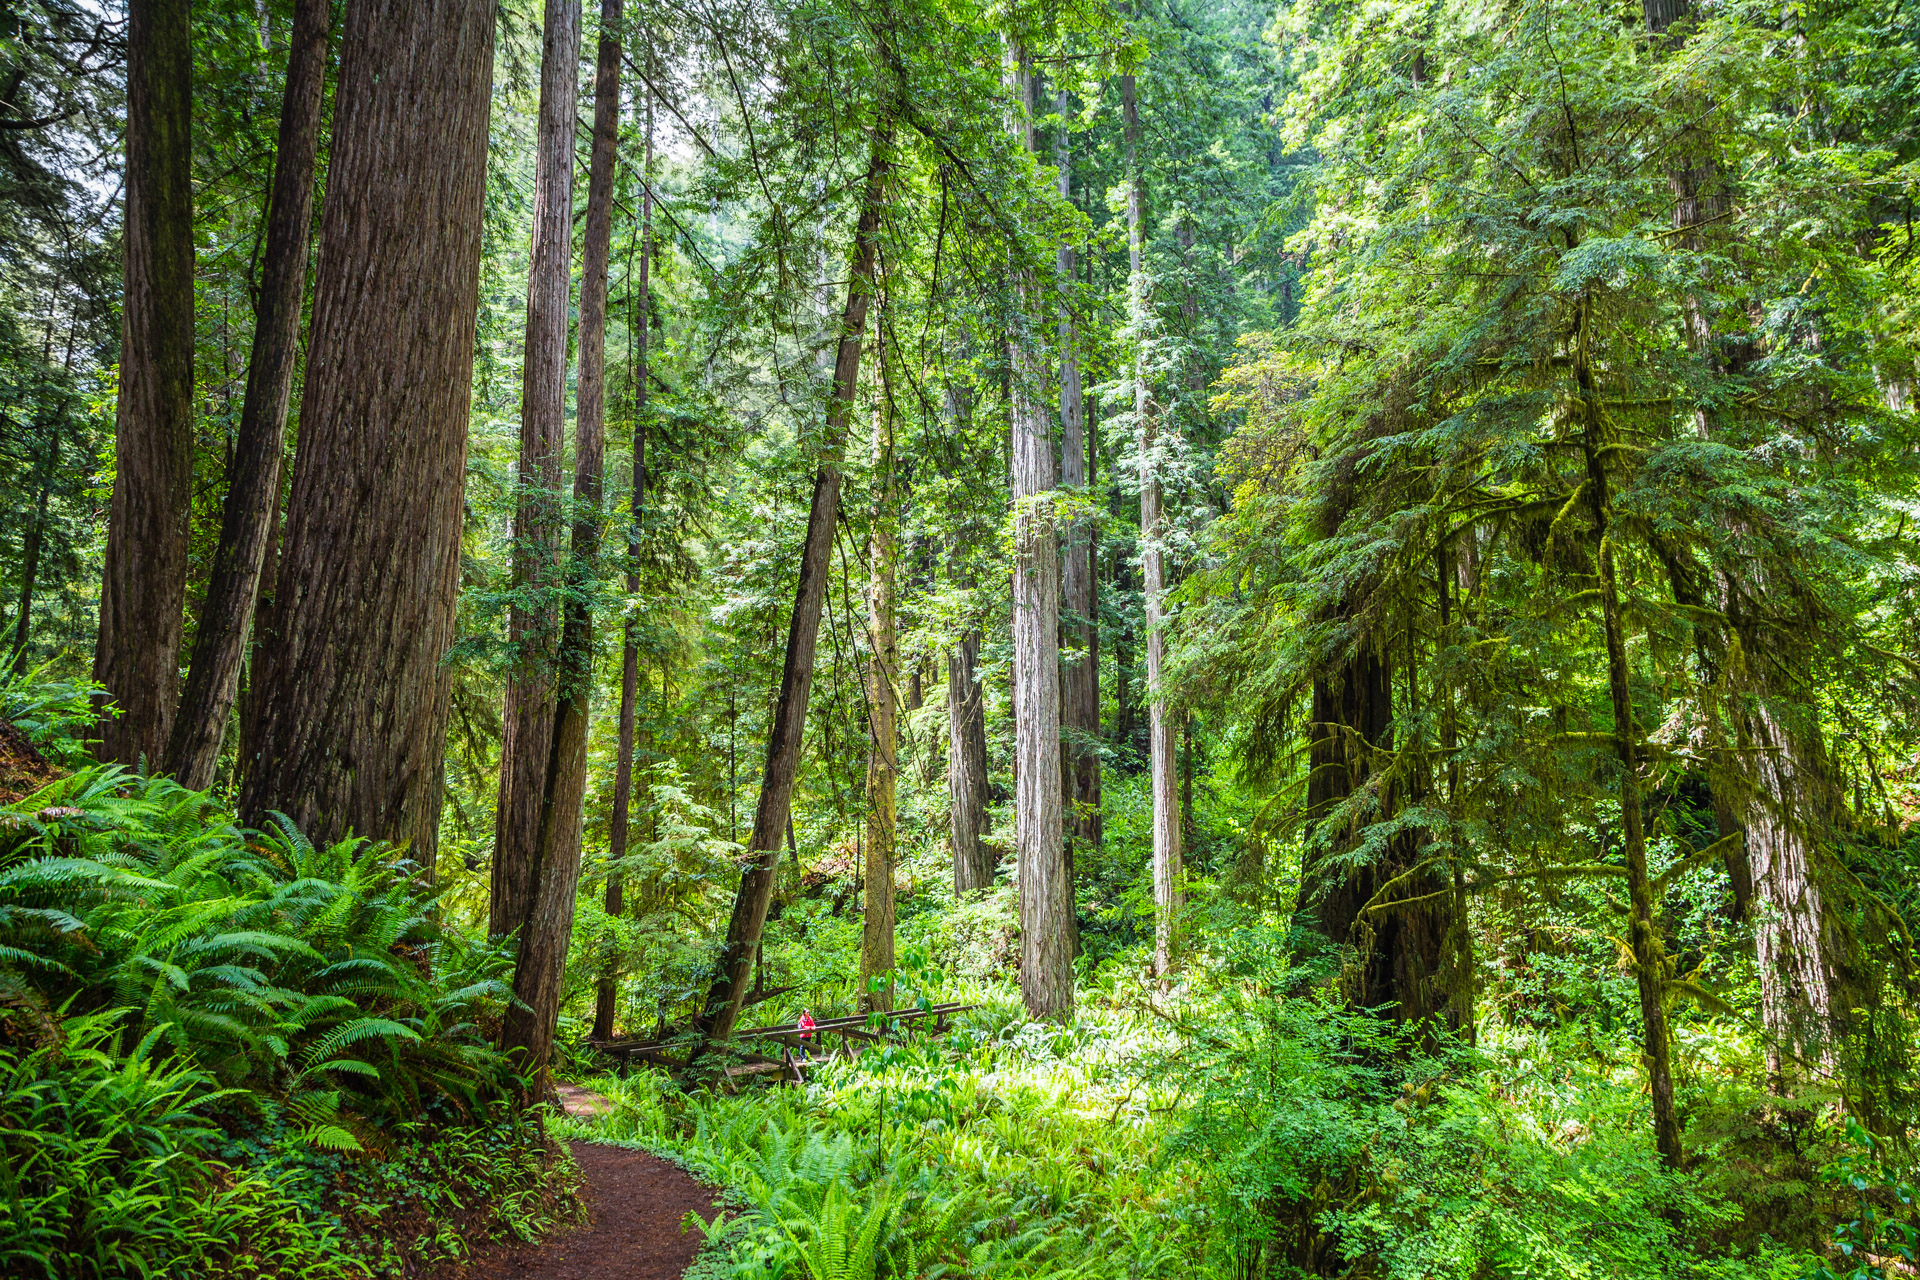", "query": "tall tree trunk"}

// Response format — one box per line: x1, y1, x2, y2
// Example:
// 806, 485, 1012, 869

1011, 48, 1070, 1022
1730, 639, 1845, 1077
944, 379, 992, 894
1304, 637, 1455, 1040
1646, 0, 1840, 1082
238, 0, 496, 873
491, 0, 581, 940
699, 124, 892, 1043
94, 0, 193, 770
948, 624, 991, 892
861, 338, 898, 1012
596, 56, 643, 1046
167, 0, 329, 789
1056, 89, 1101, 859
500, 0, 594, 1097
1112, 543, 1136, 757
1577, 298, 1683, 1169
10, 433, 56, 674
1123, 72, 1182, 982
